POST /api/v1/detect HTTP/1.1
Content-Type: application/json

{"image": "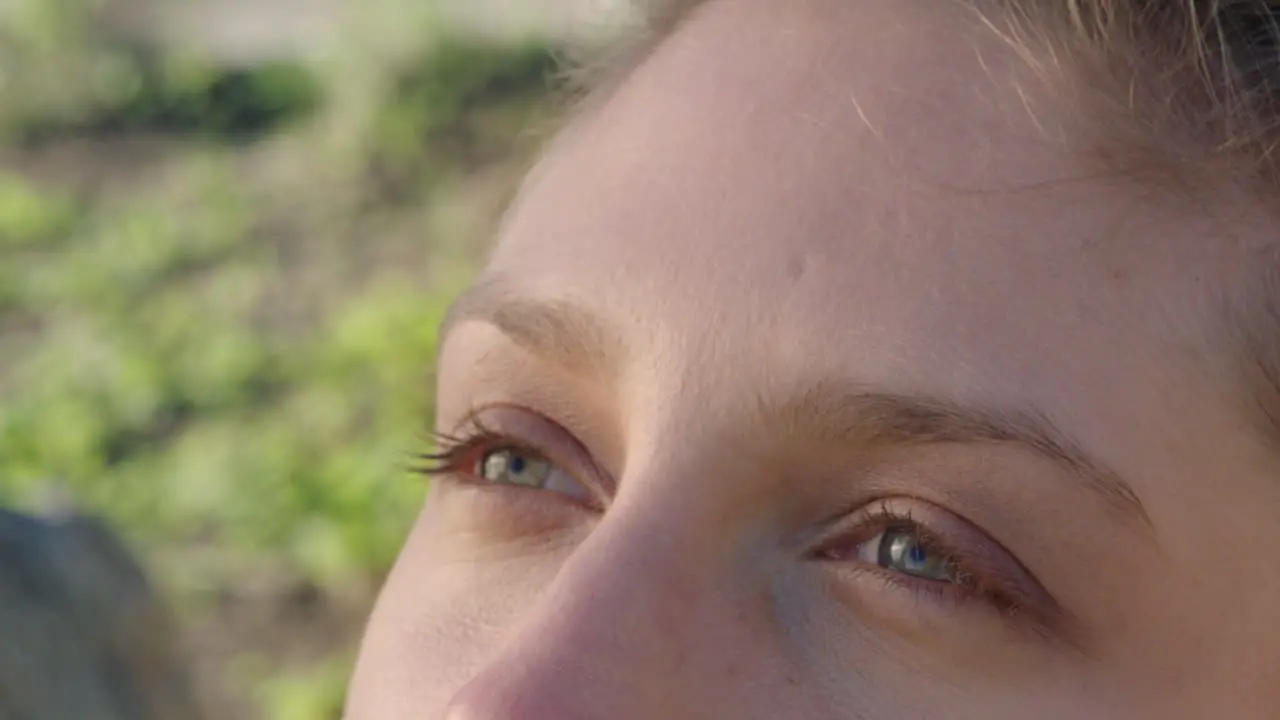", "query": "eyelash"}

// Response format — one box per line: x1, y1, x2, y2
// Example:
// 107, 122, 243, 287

419, 422, 514, 474
417, 417, 604, 509
418, 422, 537, 482
417, 424, 1040, 625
